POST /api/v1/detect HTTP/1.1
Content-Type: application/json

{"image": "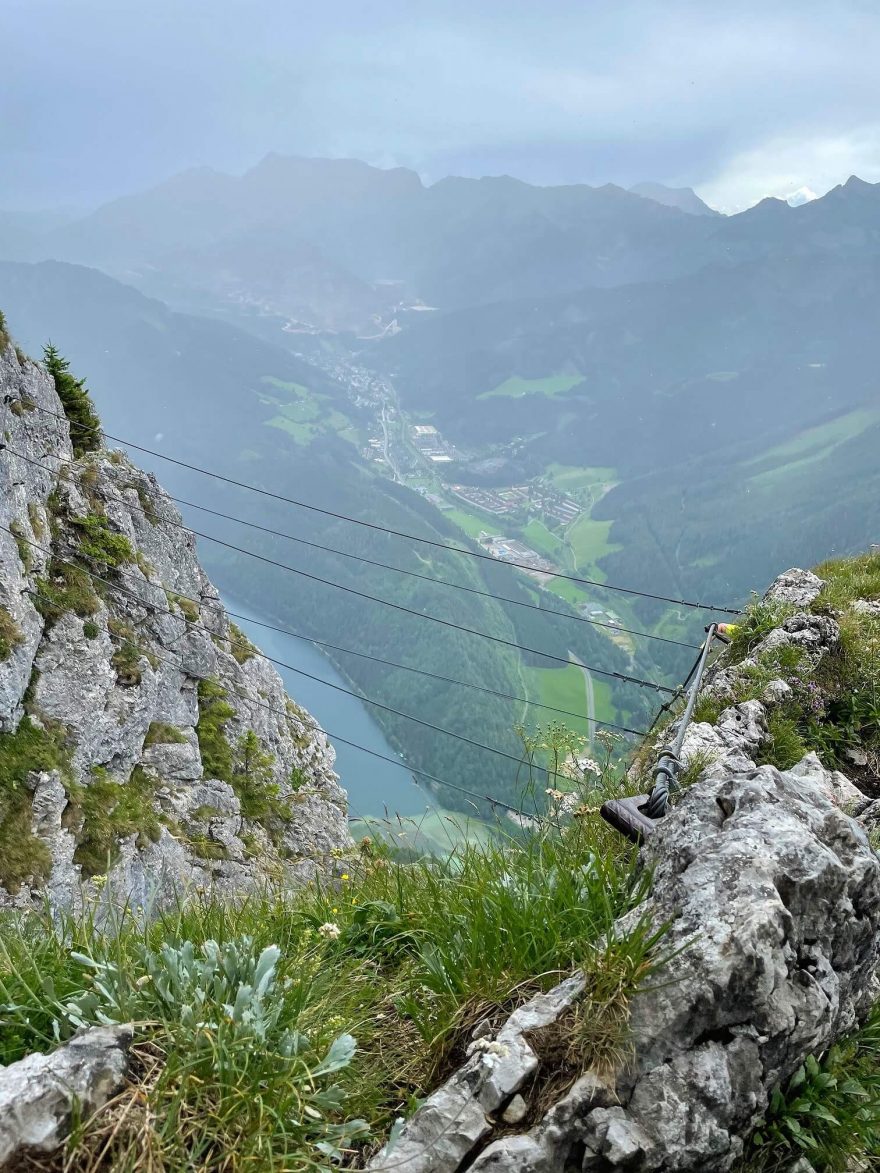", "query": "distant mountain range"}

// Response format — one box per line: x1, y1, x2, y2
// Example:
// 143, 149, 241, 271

9, 156, 733, 331
2, 155, 879, 653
